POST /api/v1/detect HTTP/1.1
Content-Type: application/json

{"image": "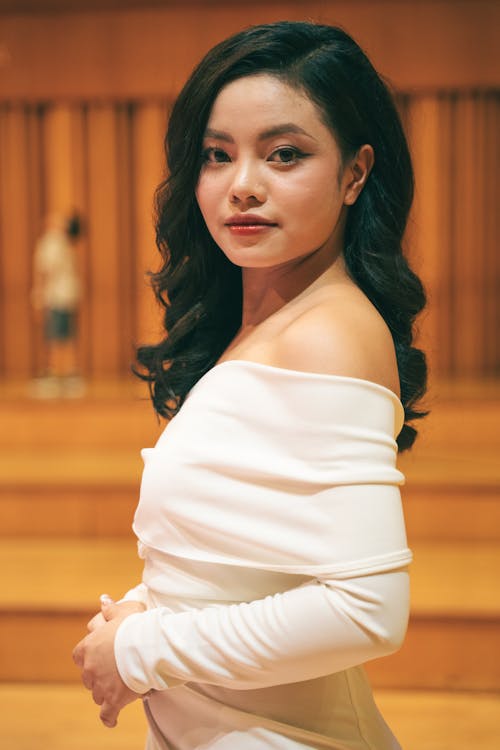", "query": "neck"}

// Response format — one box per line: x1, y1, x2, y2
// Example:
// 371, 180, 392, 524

240, 243, 348, 328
